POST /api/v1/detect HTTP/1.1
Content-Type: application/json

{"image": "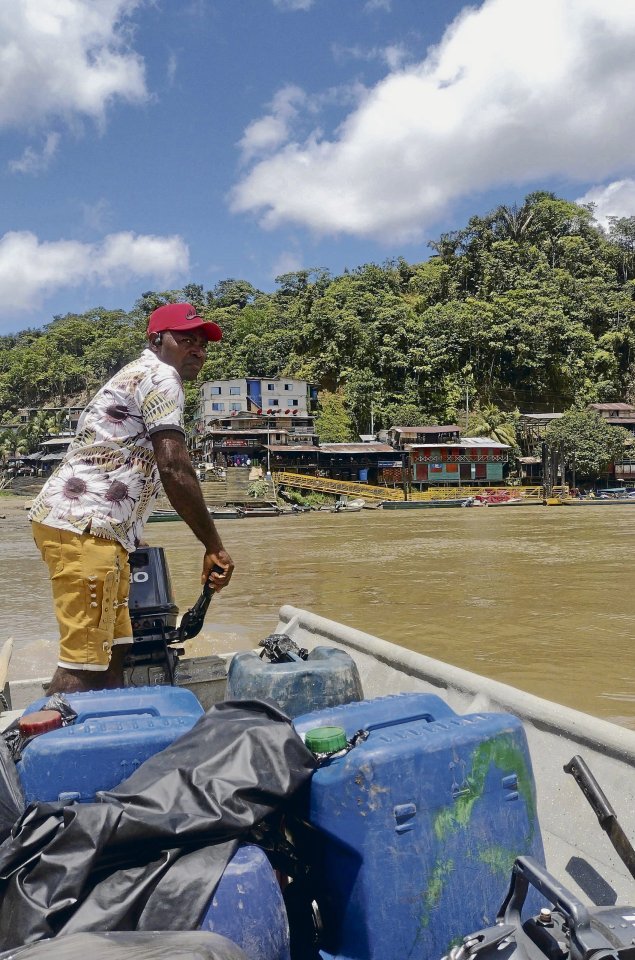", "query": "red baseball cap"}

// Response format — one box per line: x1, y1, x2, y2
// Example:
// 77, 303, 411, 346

147, 302, 222, 342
